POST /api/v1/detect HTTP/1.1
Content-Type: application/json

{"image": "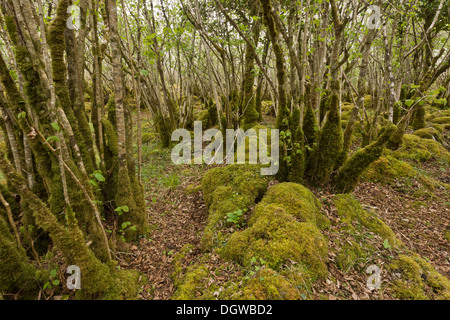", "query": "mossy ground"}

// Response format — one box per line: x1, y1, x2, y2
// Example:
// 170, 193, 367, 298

333, 194, 400, 247
388, 253, 450, 300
